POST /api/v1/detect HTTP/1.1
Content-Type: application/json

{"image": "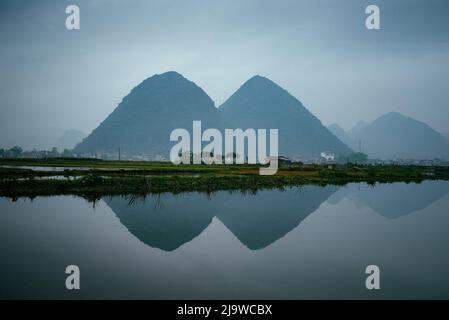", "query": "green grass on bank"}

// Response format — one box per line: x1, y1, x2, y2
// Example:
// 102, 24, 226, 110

1, 157, 449, 199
